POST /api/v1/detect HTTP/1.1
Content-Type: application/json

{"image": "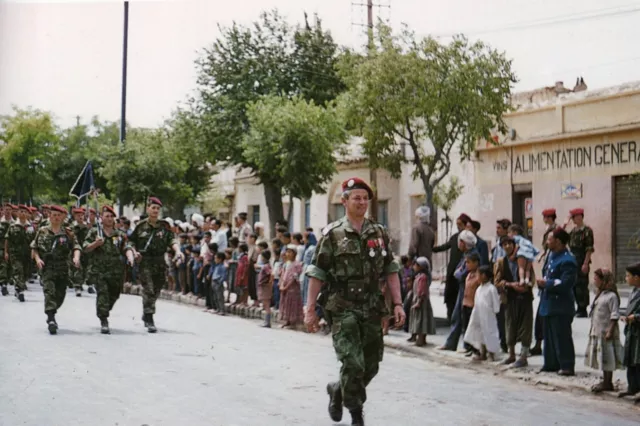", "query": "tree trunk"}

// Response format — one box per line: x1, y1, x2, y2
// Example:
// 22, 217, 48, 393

263, 182, 284, 237
168, 200, 187, 221
286, 194, 294, 229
